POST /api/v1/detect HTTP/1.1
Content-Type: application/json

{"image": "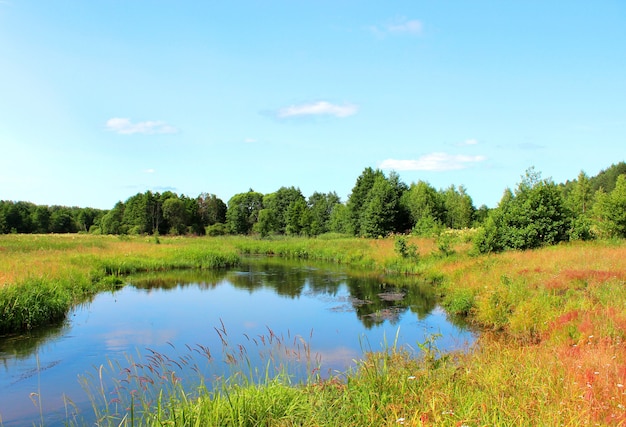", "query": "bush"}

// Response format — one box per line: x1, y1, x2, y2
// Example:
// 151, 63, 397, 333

394, 236, 419, 261
206, 223, 228, 236
474, 168, 570, 253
